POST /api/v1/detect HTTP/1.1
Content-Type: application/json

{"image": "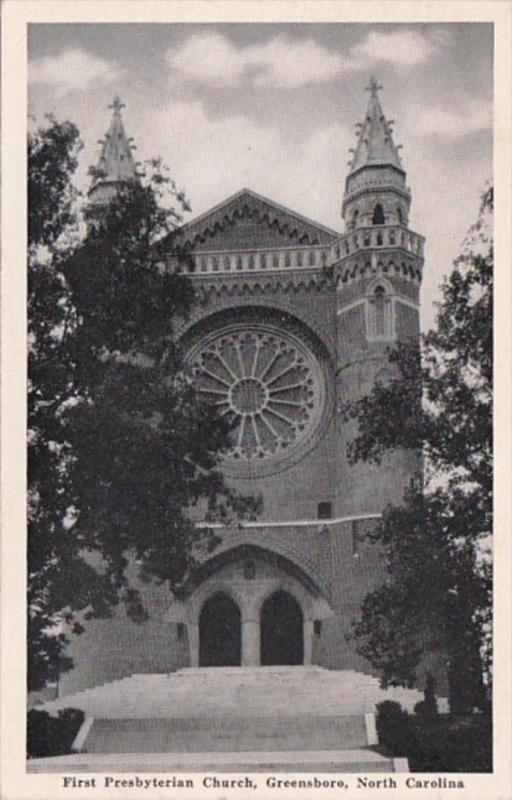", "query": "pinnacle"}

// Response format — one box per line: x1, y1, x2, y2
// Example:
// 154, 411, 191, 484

348, 78, 403, 174
89, 96, 138, 199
